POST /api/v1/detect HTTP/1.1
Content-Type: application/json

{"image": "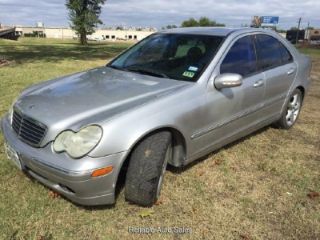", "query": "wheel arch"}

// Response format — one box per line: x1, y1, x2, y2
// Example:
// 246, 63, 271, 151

282, 85, 306, 111
114, 126, 187, 193
296, 85, 305, 100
